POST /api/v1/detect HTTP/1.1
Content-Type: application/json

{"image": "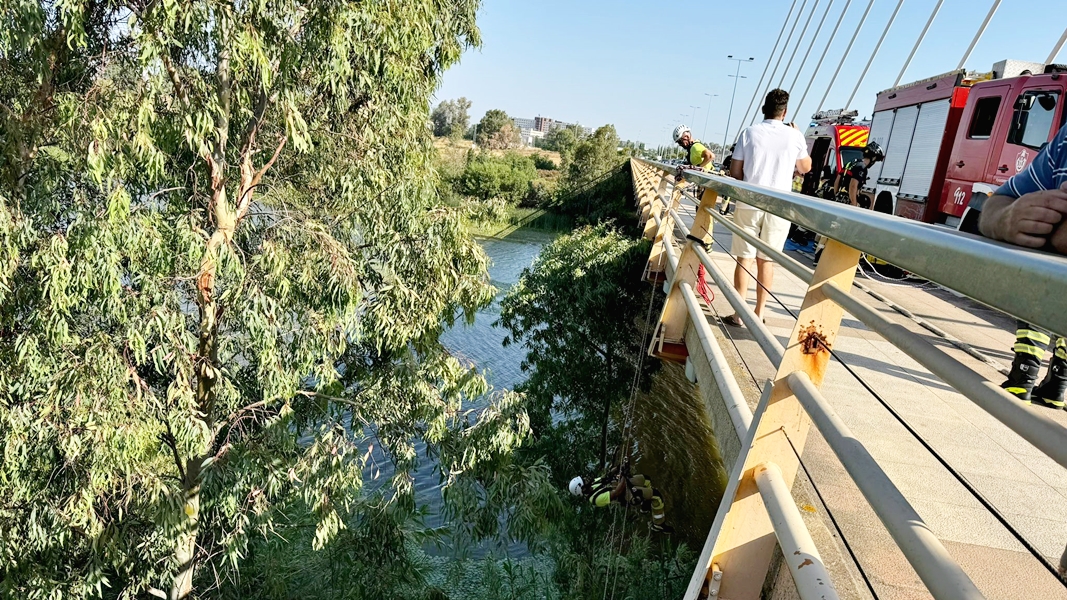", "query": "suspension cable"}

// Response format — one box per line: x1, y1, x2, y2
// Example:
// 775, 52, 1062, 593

739, 0, 801, 140
788, 0, 837, 93
815, 0, 876, 113
844, 0, 906, 110
794, 0, 854, 119
747, 0, 811, 126
957, 0, 1002, 70
1047, 26, 1067, 64
893, 0, 944, 87
776, 0, 823, 89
